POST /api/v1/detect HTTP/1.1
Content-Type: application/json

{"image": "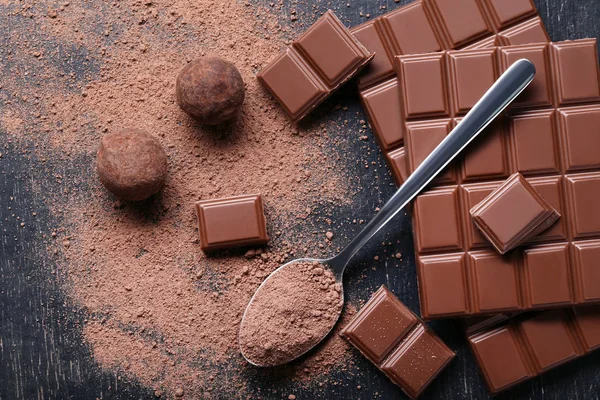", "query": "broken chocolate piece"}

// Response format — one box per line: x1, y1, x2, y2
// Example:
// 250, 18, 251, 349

258, 10, 374, 122
471, 173, 560, 254
341, 286, 455, 399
